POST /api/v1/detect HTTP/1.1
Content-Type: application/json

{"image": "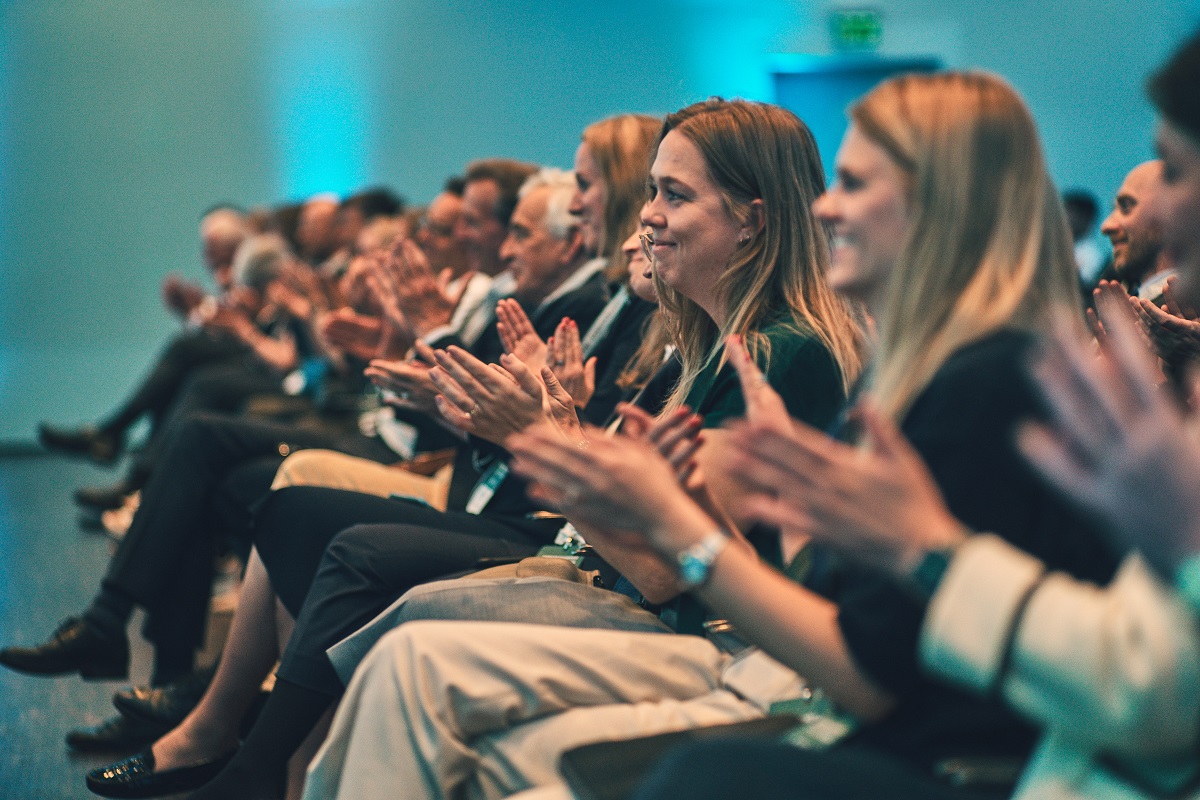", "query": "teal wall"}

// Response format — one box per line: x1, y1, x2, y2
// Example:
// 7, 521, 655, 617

1, 0, 1196, 439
